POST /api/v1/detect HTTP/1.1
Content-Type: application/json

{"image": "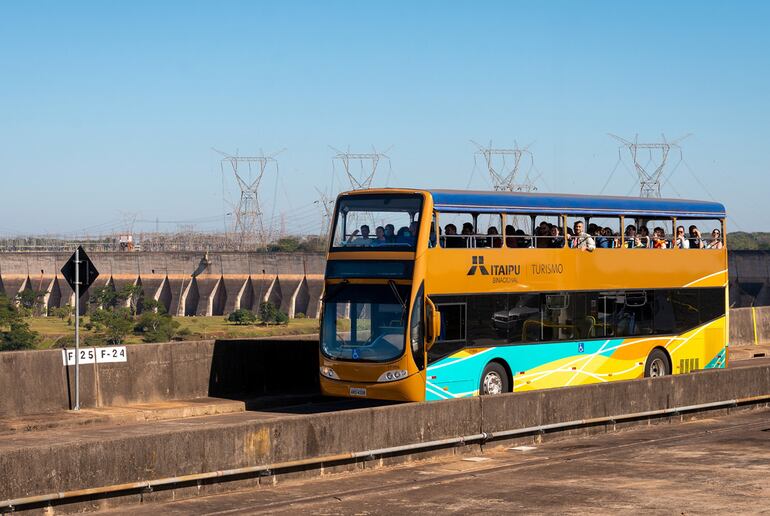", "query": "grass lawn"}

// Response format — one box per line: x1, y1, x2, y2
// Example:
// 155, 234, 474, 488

27, 316, 320, 349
